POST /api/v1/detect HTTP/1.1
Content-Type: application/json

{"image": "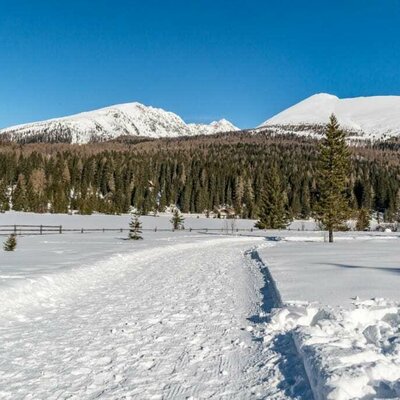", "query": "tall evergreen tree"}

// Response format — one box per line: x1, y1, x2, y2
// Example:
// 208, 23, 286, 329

356, 208, 371, 231
315, 114, 351, 242
0, 180, 9, 212
12, 174, 27, 211
255, 164, 289, 229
